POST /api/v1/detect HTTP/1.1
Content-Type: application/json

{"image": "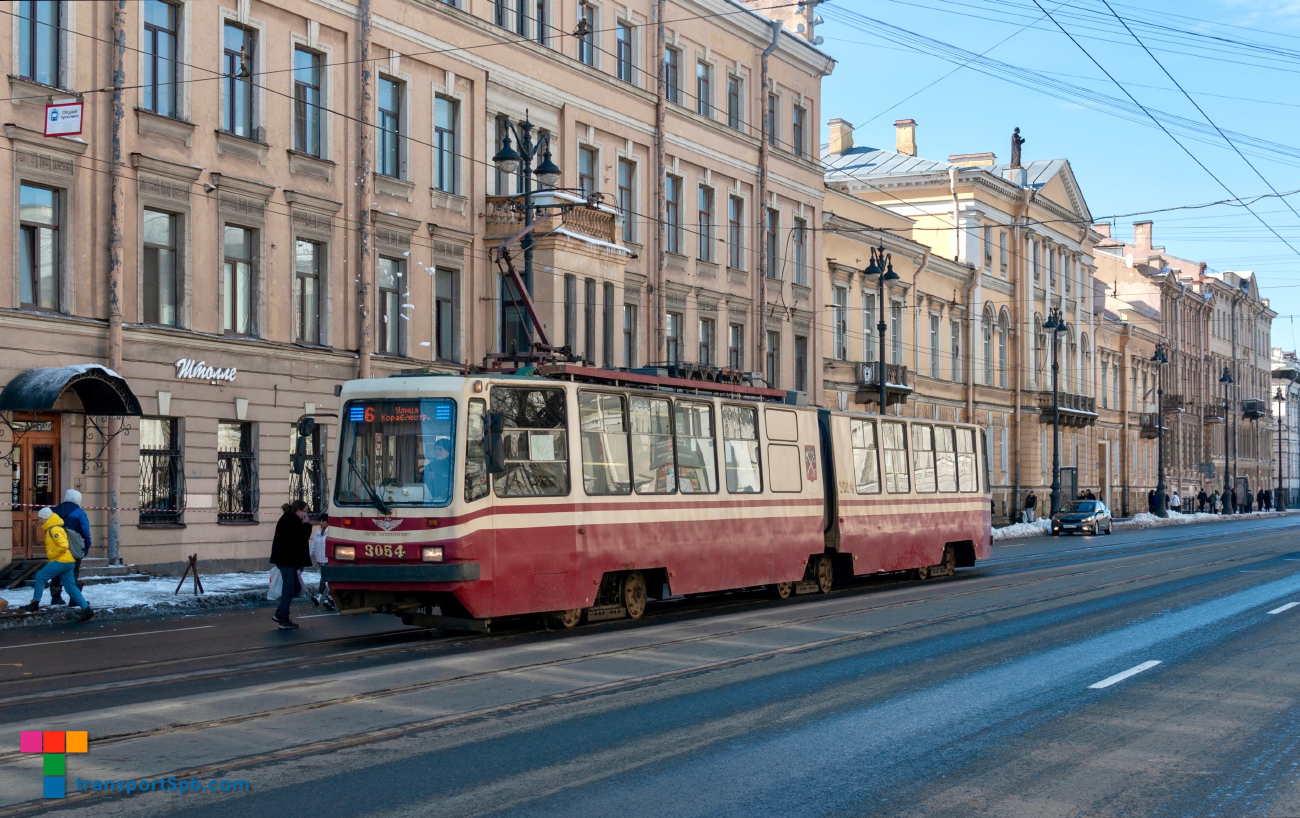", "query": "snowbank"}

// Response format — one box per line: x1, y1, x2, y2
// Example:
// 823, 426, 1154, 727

993, 508, 1297, 540
992, 518, 1052, 541
0, 569, 322, 628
